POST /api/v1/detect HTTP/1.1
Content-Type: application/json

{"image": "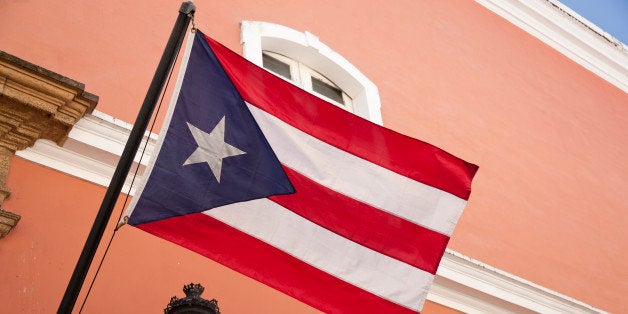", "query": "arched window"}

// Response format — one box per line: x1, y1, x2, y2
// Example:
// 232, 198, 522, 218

262, 51, 353, 110
240, 21, 382, 124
